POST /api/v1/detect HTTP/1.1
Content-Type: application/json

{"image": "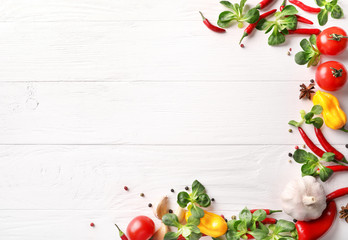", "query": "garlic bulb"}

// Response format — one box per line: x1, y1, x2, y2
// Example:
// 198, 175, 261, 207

281, 176, 327, 221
